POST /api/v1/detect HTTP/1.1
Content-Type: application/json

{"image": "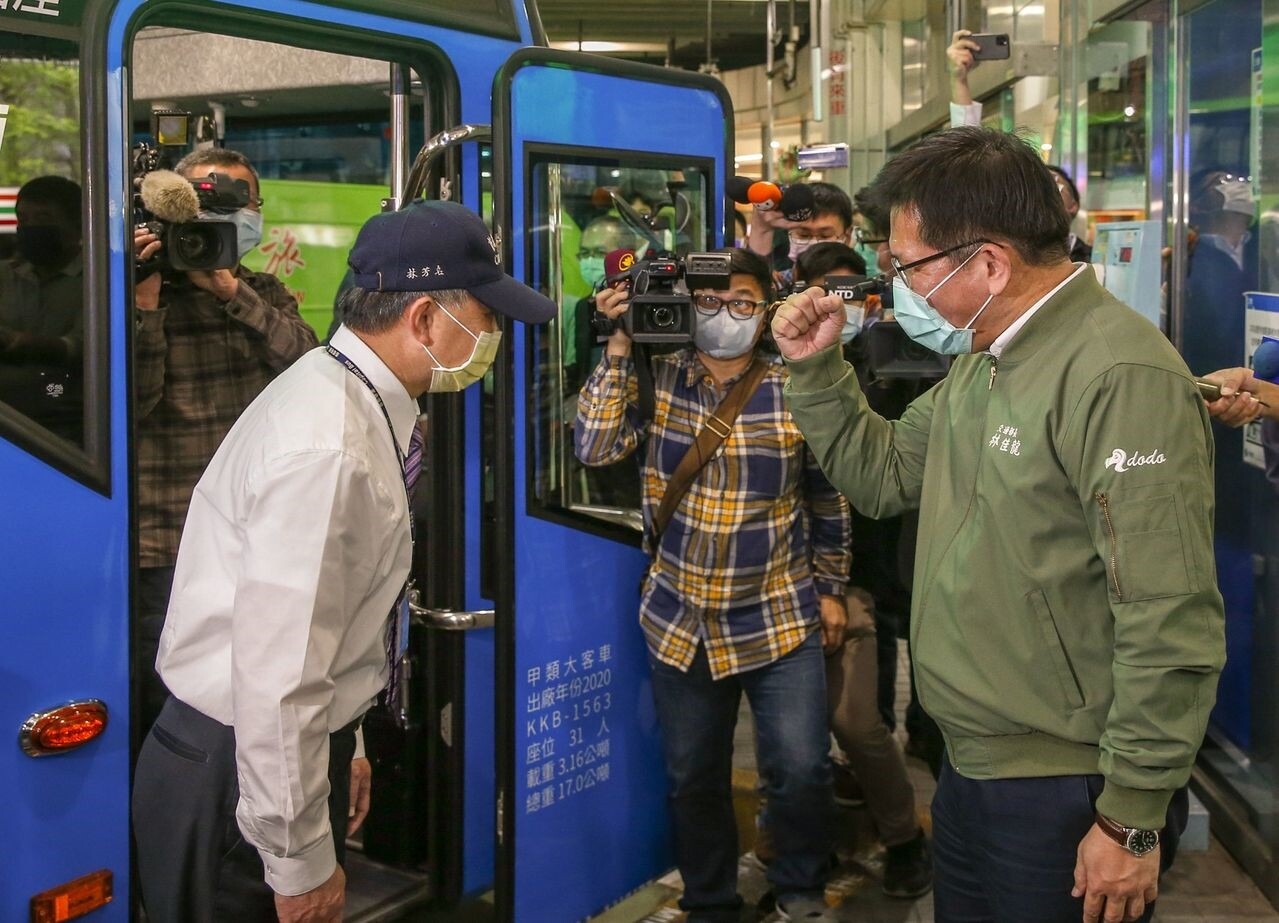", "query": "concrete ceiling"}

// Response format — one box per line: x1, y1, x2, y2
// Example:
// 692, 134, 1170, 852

534, 0, 813, 73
